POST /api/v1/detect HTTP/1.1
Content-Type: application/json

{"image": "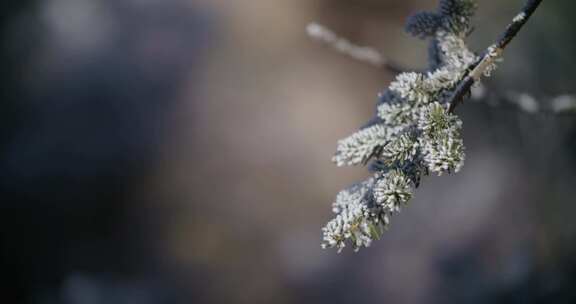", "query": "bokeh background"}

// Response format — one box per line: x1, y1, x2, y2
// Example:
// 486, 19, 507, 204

2, 0, 576, 303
